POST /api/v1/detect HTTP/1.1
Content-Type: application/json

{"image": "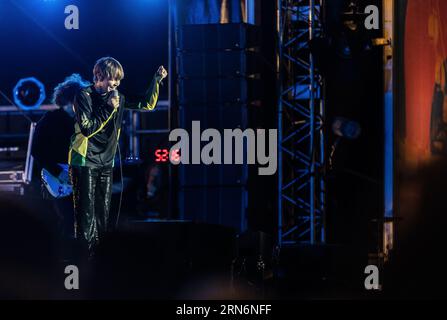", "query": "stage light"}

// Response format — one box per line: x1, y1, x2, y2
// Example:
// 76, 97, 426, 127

332, 117, 361, 140
13, 77, 46, 111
